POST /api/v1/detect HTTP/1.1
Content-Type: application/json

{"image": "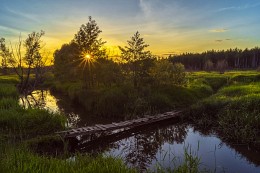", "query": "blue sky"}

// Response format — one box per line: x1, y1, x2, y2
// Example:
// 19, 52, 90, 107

0, 0, 260, 55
